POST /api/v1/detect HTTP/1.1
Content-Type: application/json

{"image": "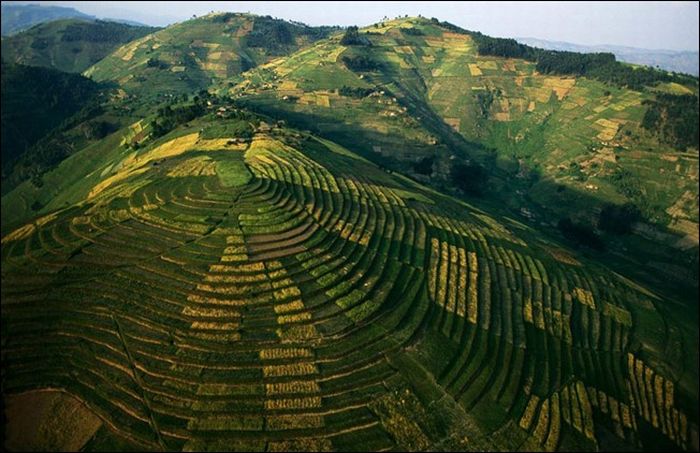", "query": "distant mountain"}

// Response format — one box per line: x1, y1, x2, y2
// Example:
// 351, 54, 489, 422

1, 18, 159, 73
517, 37, 699, 76
1, 4, 93, 35
102, 17, 151, 27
